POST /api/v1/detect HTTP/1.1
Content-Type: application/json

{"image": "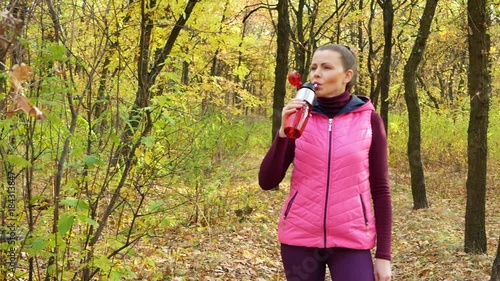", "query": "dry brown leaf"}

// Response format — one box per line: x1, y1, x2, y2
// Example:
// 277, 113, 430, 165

0, 10, 23, 51
0, 22, 6, 36
13, 94, 33, 113
4, 63, 44, 120
0, 23, 7, 50
9, 63, 33, 91
11, 63, 33, 82
6, 104, 16, 118
7, 94, 46, 120
29, 106, 46, 120
1, 10, 23, 33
